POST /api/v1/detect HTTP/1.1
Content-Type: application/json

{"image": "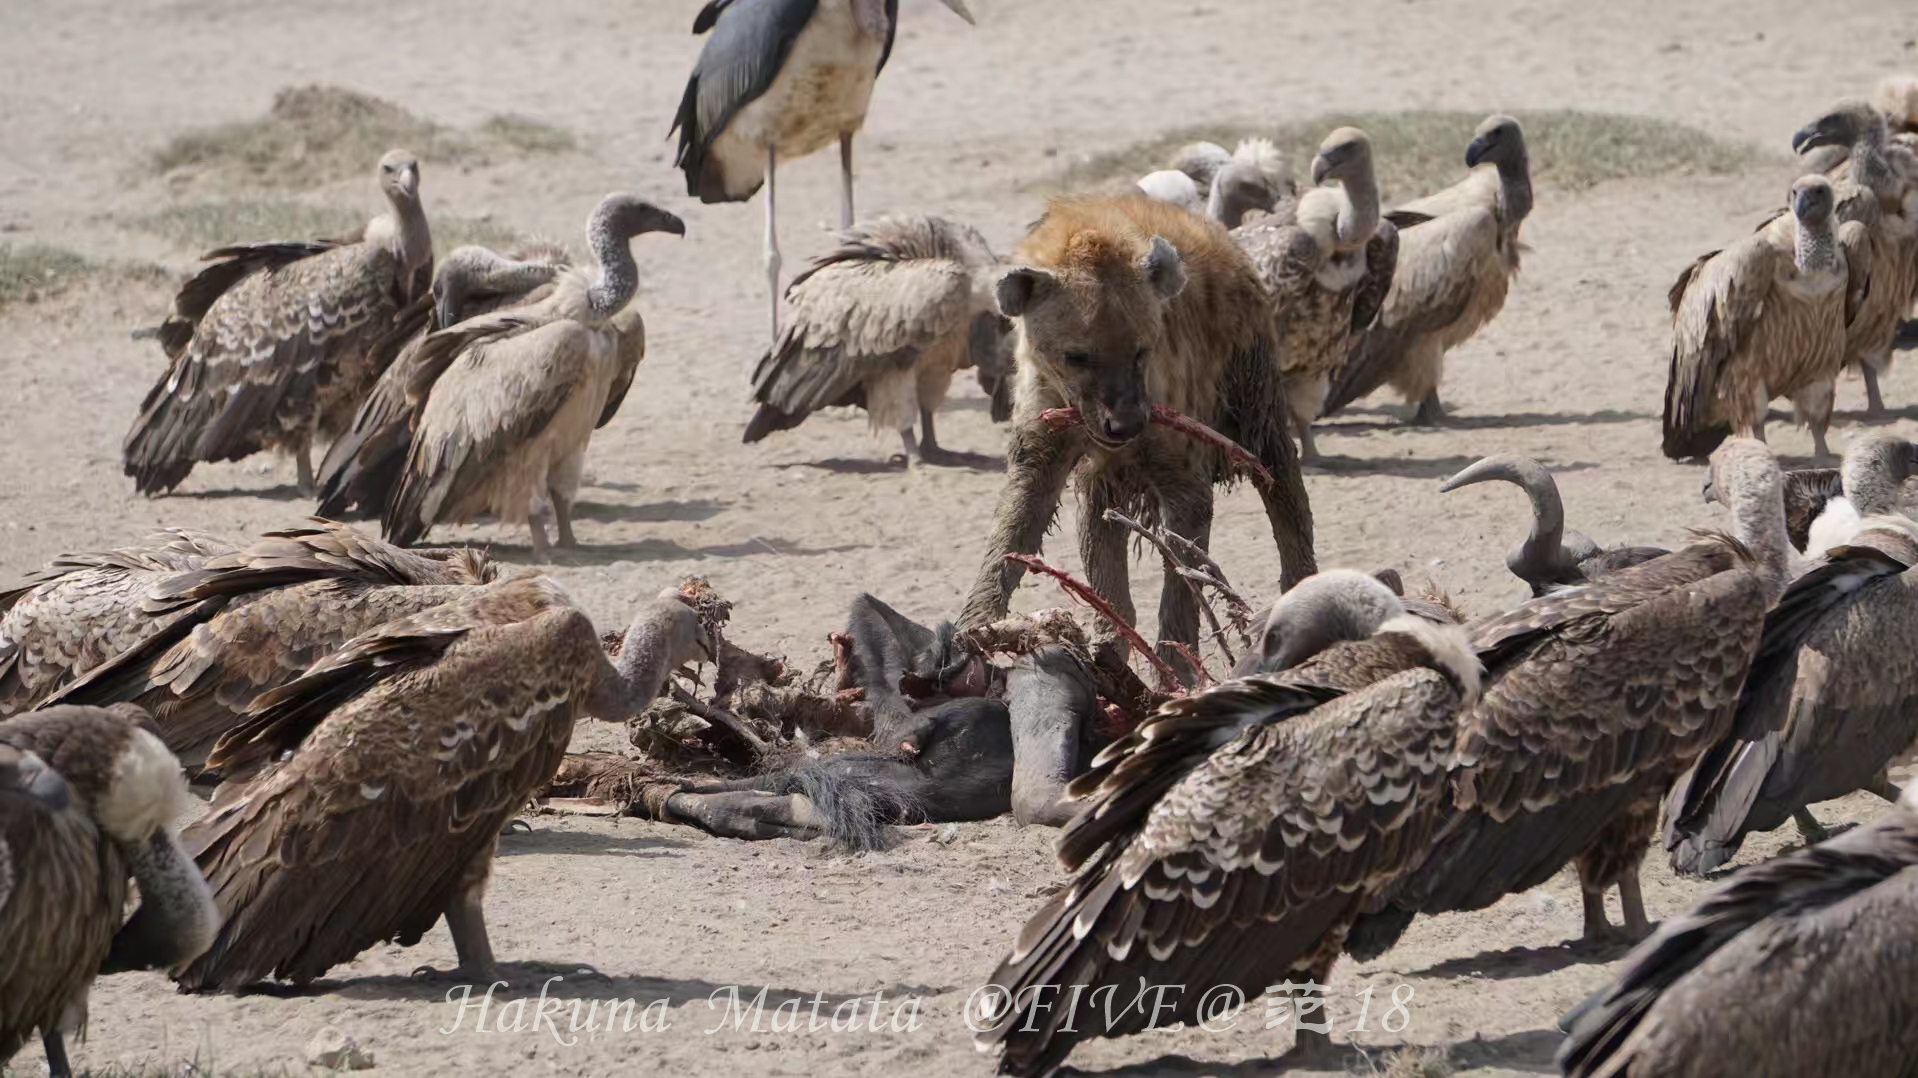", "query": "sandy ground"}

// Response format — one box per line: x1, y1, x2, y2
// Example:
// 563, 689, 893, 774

5, 0, 1918, 1074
